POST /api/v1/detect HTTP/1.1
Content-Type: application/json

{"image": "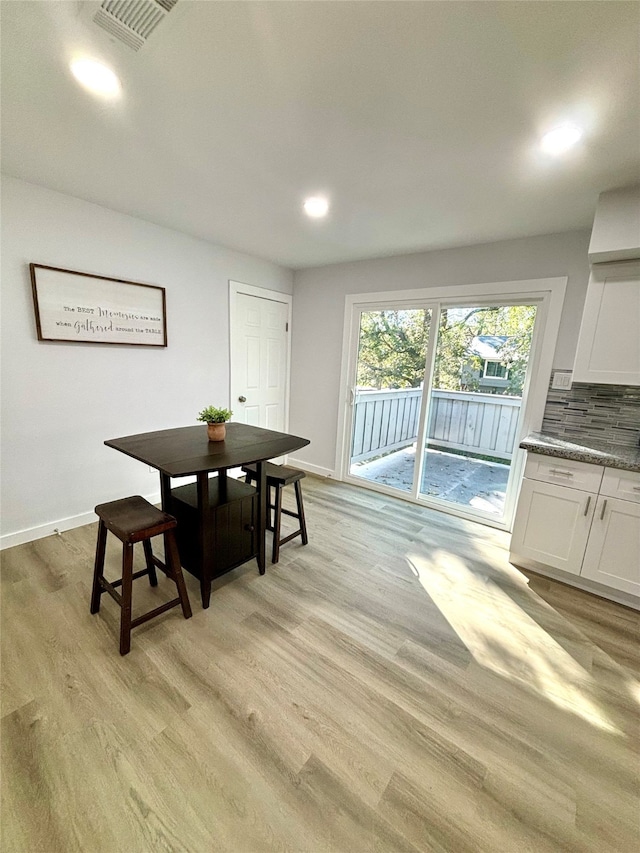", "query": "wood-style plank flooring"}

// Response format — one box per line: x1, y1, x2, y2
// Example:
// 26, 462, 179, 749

2, 476, 639, 852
